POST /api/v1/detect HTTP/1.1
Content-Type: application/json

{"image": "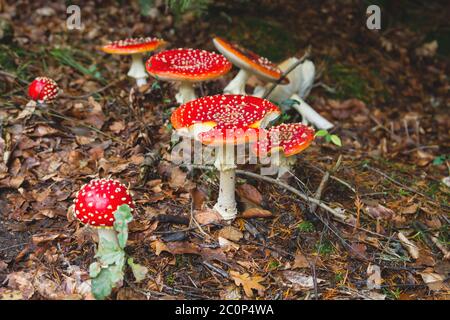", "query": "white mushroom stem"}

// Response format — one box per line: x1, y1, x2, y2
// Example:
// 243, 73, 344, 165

127, 54, 148, 87
223, 69, 250, 95
175, 81, 197, 104
271, 151, 297, 179
97, 228, 119, 252
213, 144, 237, 220
290, 94, 334, 130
